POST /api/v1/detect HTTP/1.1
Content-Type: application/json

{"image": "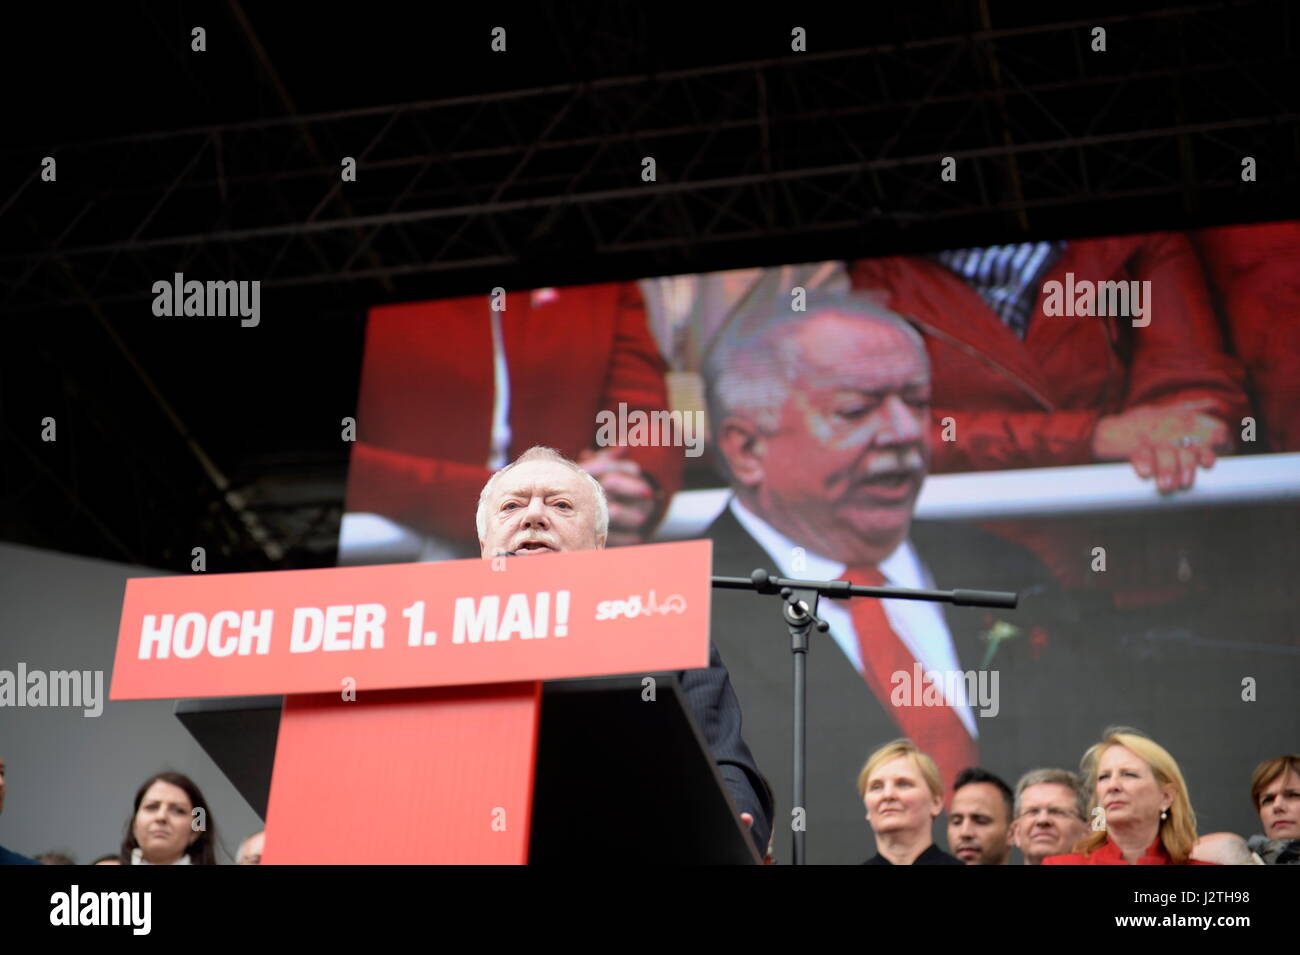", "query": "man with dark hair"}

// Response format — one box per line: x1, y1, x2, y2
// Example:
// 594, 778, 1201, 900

0, 756, 40, 865
947, 767, 1014, 865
